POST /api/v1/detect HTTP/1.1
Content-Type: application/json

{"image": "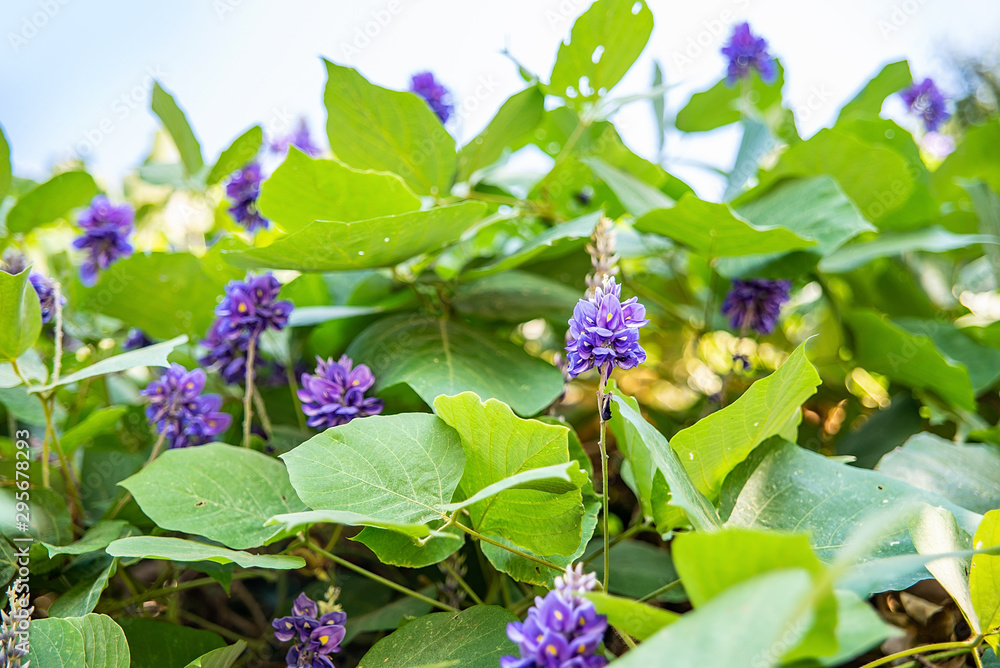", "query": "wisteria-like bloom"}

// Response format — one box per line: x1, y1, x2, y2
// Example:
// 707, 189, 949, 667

226, 162, 269, 233
141, 364, 232, 449
73, 195, 135, 286
123, 328, 152, 351
901, 78, 950, 132
270, 118, 322, 157
273, 592, 347, 668
565, 277, 648, 378
502, 564, 608, 668
721, 278, 791, 335
409, 71, 453, 123
28, 272, 63, 324
720, 22, 777, 85
215, 273, 293, 338
1, 587, 31, 666
199, 319, 272, 385
298, 355, 384, 430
